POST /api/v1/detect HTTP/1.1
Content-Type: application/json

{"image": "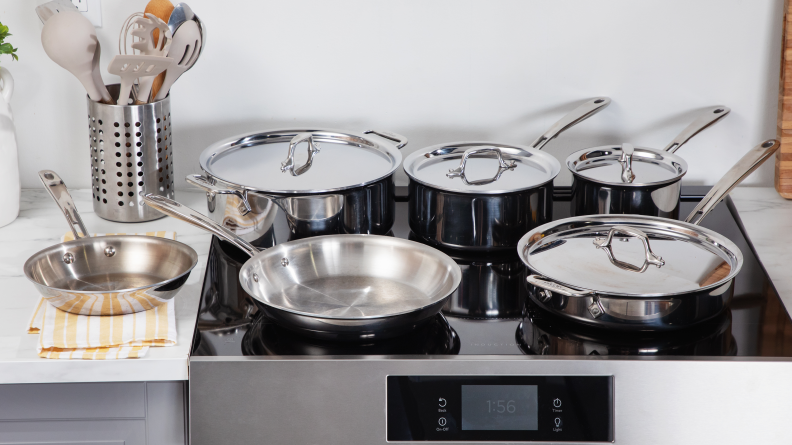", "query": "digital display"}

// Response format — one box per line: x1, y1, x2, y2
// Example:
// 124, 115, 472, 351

461, 385, 538, 431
